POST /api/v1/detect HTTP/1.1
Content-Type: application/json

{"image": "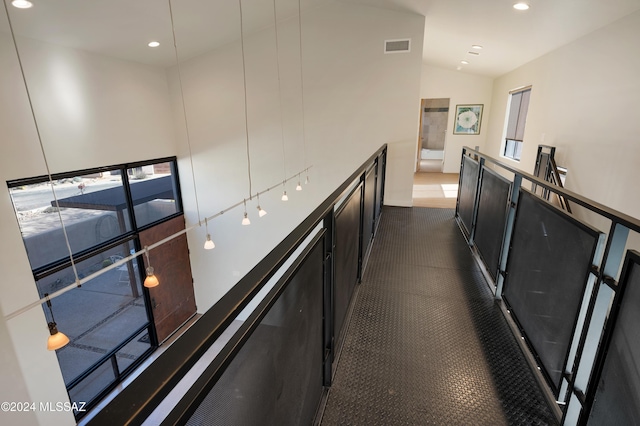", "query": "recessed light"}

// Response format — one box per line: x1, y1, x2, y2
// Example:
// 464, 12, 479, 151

11, 0, 33, 8
468, 51, 480, 55
472, 45, 483, 50
456, 66, 462, 71
148, 41, 160, 48
513, 2, 530, 10
460, 60, 469, 65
